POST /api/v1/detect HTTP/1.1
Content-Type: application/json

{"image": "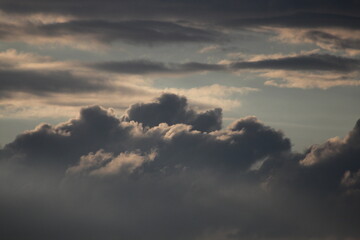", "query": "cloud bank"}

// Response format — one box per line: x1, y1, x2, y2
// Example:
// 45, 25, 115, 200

1, 93, 359, 240
89, 54, 360, 88
0, 0, 359, 54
